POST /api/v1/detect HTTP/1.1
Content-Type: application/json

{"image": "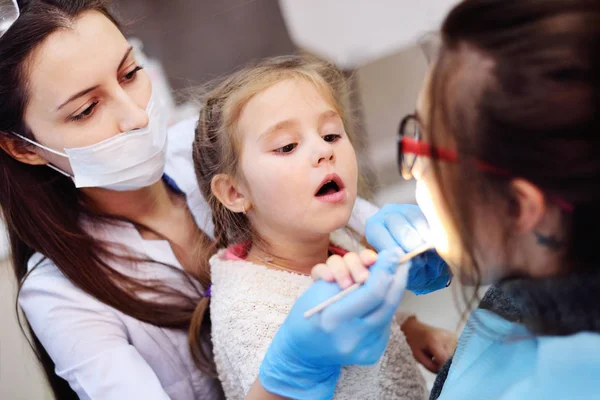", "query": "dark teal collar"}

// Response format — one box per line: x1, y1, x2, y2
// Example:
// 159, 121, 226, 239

480, 271, 600, 336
